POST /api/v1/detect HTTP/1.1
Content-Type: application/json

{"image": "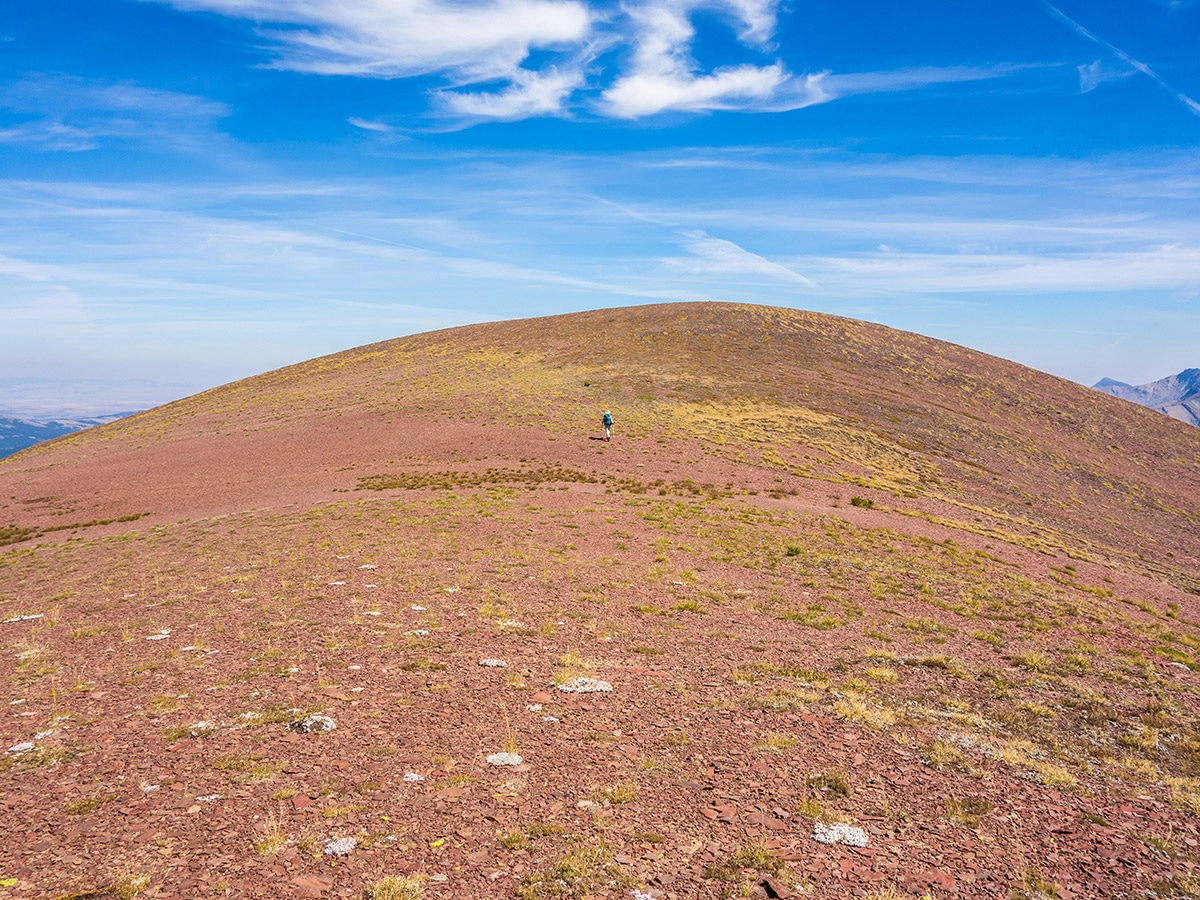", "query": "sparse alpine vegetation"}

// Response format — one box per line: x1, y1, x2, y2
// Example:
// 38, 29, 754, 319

2, 303, 1199, 899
